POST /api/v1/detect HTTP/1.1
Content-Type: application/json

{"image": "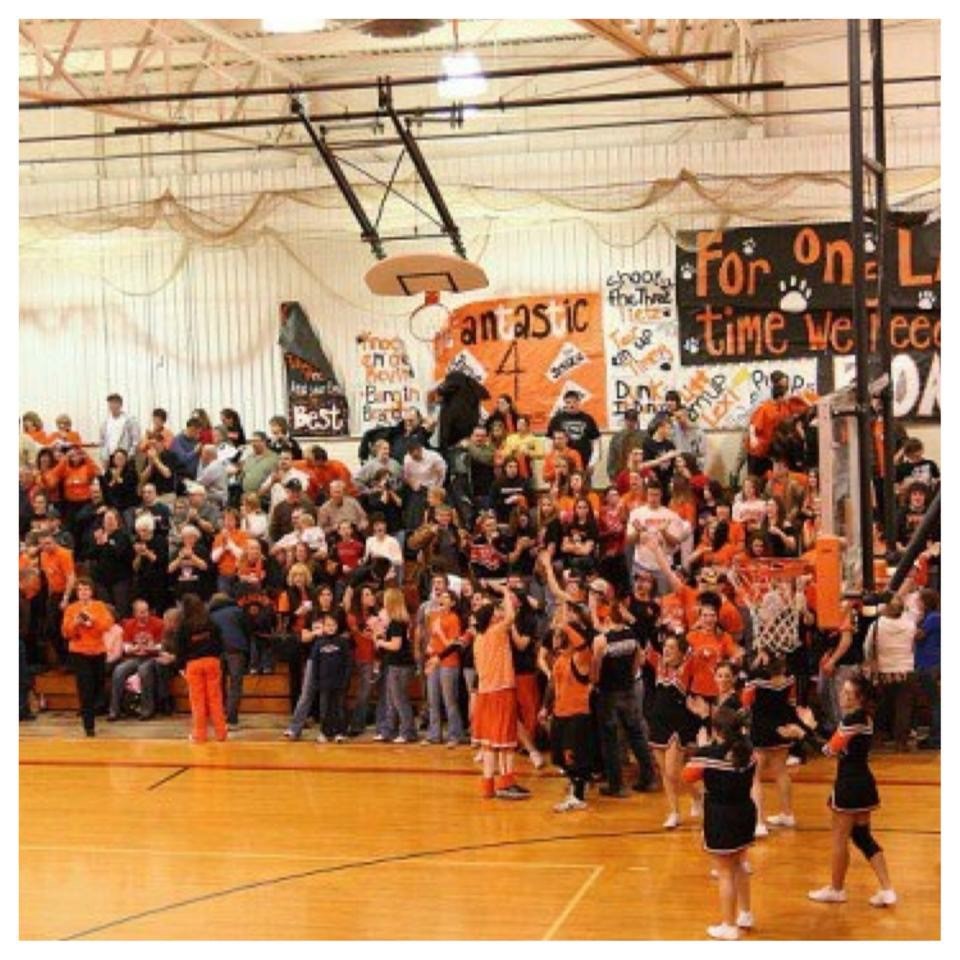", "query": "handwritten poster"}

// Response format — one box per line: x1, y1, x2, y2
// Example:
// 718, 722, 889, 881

434, 292, 608, 430
355, 332, 421, 432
